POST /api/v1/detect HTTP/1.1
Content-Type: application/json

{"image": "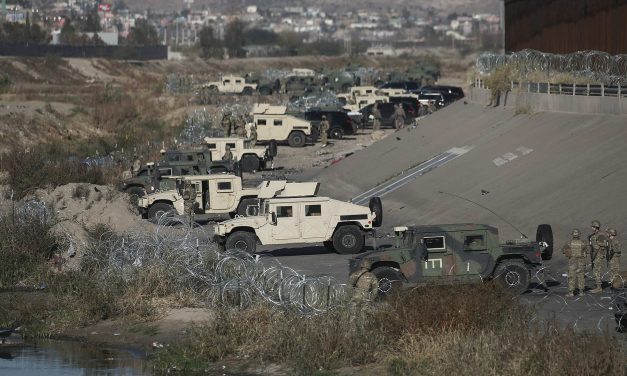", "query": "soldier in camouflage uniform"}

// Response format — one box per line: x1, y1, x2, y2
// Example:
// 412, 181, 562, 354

393, 104, 406, 130
234, 115, 247, 138
372, 103, 382, 131
607, 228, 622, 288
221, 111, 234, 137
319, 115, 329, 147
562, 229, 588, 297
348, 266, 379, 307
222, 145, 234, 161
246, 124, 258, 148
181, 181, 197, 226
588, 220, 609, 293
